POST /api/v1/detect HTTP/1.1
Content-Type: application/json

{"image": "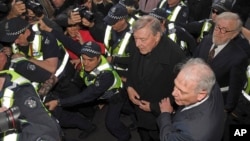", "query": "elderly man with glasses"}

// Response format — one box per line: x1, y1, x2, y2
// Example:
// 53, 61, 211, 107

193, 11, 250, 141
